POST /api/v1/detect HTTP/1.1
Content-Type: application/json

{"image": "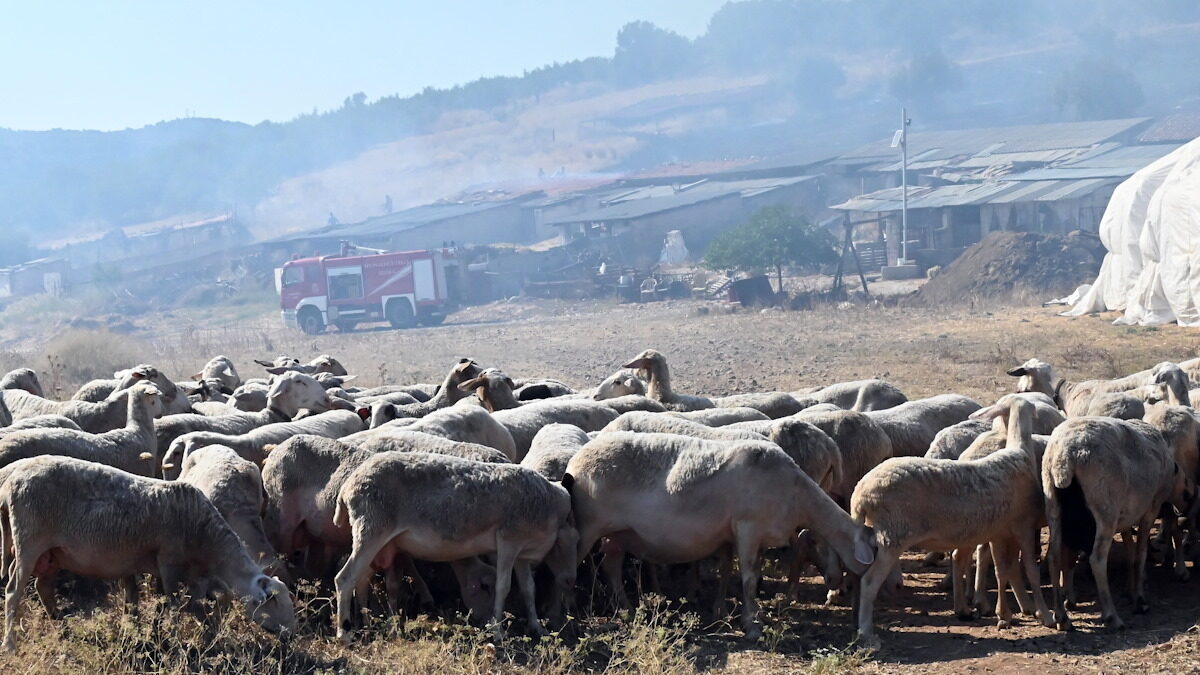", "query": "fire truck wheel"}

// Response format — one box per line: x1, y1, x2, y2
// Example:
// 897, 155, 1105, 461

419, 313, 445, 326
386, 299, 415, 329
298, 307, 325, 335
